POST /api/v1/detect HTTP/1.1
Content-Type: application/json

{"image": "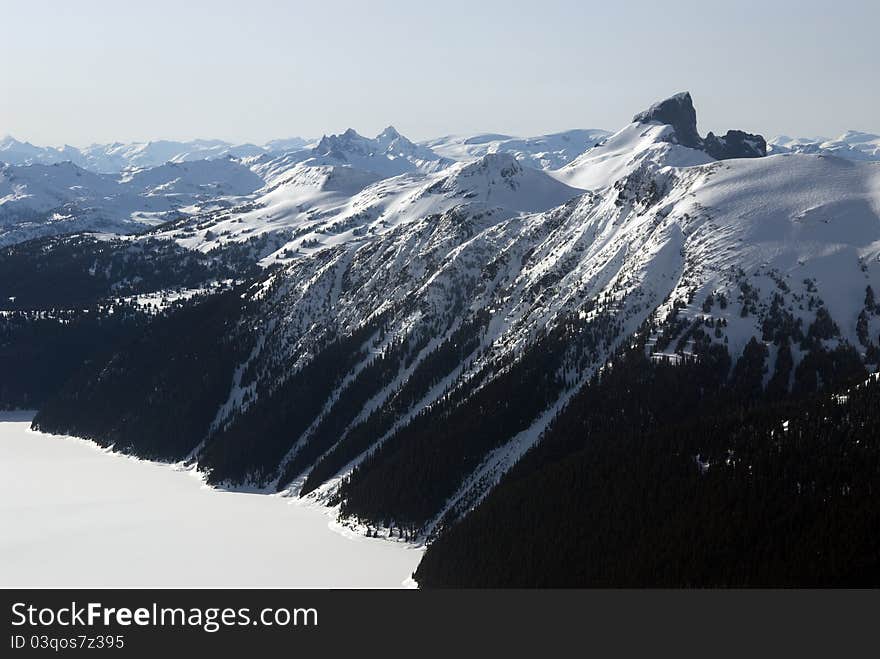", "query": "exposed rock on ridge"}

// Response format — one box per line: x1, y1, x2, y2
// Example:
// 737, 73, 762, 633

634, 91, 766, 159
